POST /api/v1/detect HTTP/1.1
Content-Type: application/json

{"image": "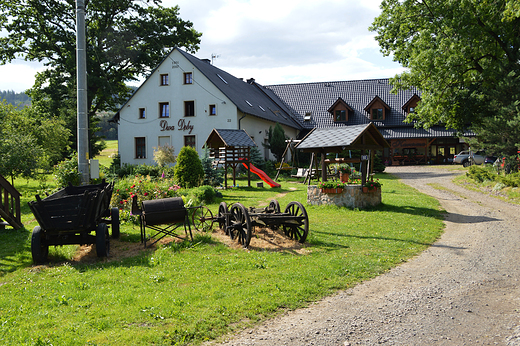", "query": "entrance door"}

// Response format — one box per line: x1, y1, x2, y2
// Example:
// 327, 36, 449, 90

438, 146, 456, 164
